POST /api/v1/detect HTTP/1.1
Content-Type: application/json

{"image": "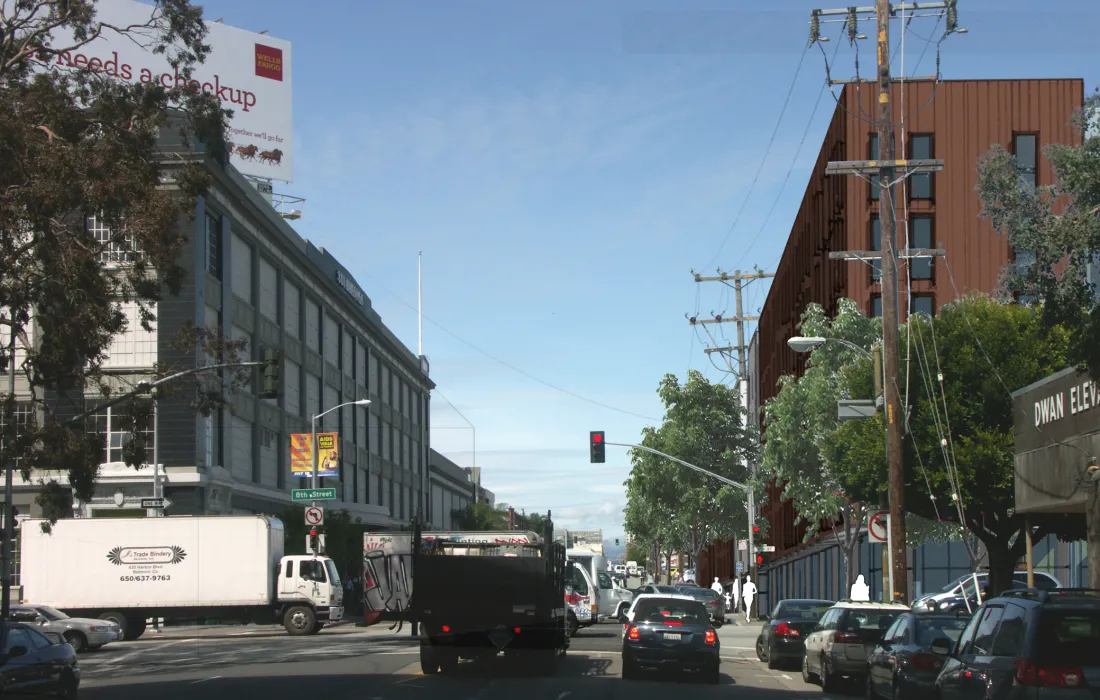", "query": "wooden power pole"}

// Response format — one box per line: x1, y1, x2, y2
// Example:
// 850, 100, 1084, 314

808, 1, 960, 604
